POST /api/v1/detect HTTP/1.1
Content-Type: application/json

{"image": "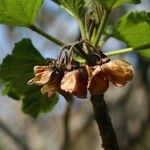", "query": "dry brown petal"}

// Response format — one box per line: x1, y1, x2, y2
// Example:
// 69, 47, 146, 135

28, 64, 63, 98
88, 75, 109, 95
102, 58, 134, 87
41, 83, 57, 98
61, 67, 88, 98
40, 71, 63, 97
92, 65, 107, 77
33, 65, 52, 74
27, 65, 53, 85
88, 66, 109, 95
